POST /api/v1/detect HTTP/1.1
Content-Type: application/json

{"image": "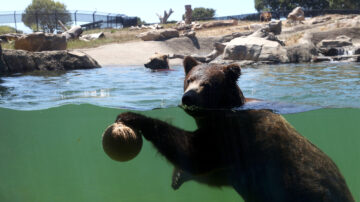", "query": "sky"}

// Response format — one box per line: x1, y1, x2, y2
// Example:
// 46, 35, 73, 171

1, 0, 256, 23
